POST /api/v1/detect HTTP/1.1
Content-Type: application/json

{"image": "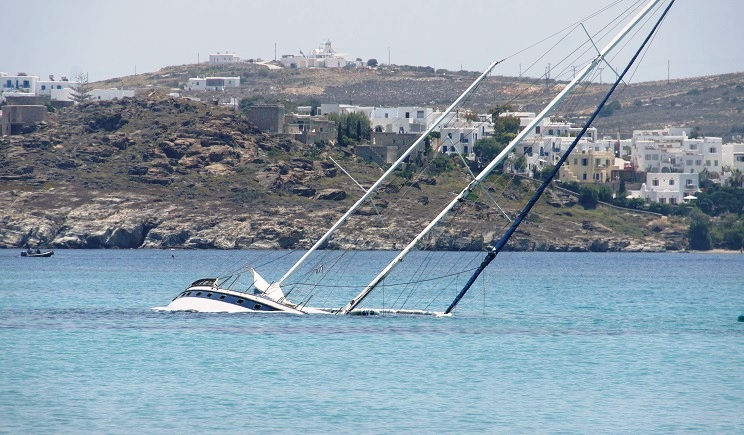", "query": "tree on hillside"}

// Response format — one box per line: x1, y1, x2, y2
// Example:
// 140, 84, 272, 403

367, 59, 378, 68
328, 112, 370, 143
688, 209, 712, 250
473, 137, 504, 170
70, 72, 93, 104
492, 115, 520, 144
578, 185, 599, 209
